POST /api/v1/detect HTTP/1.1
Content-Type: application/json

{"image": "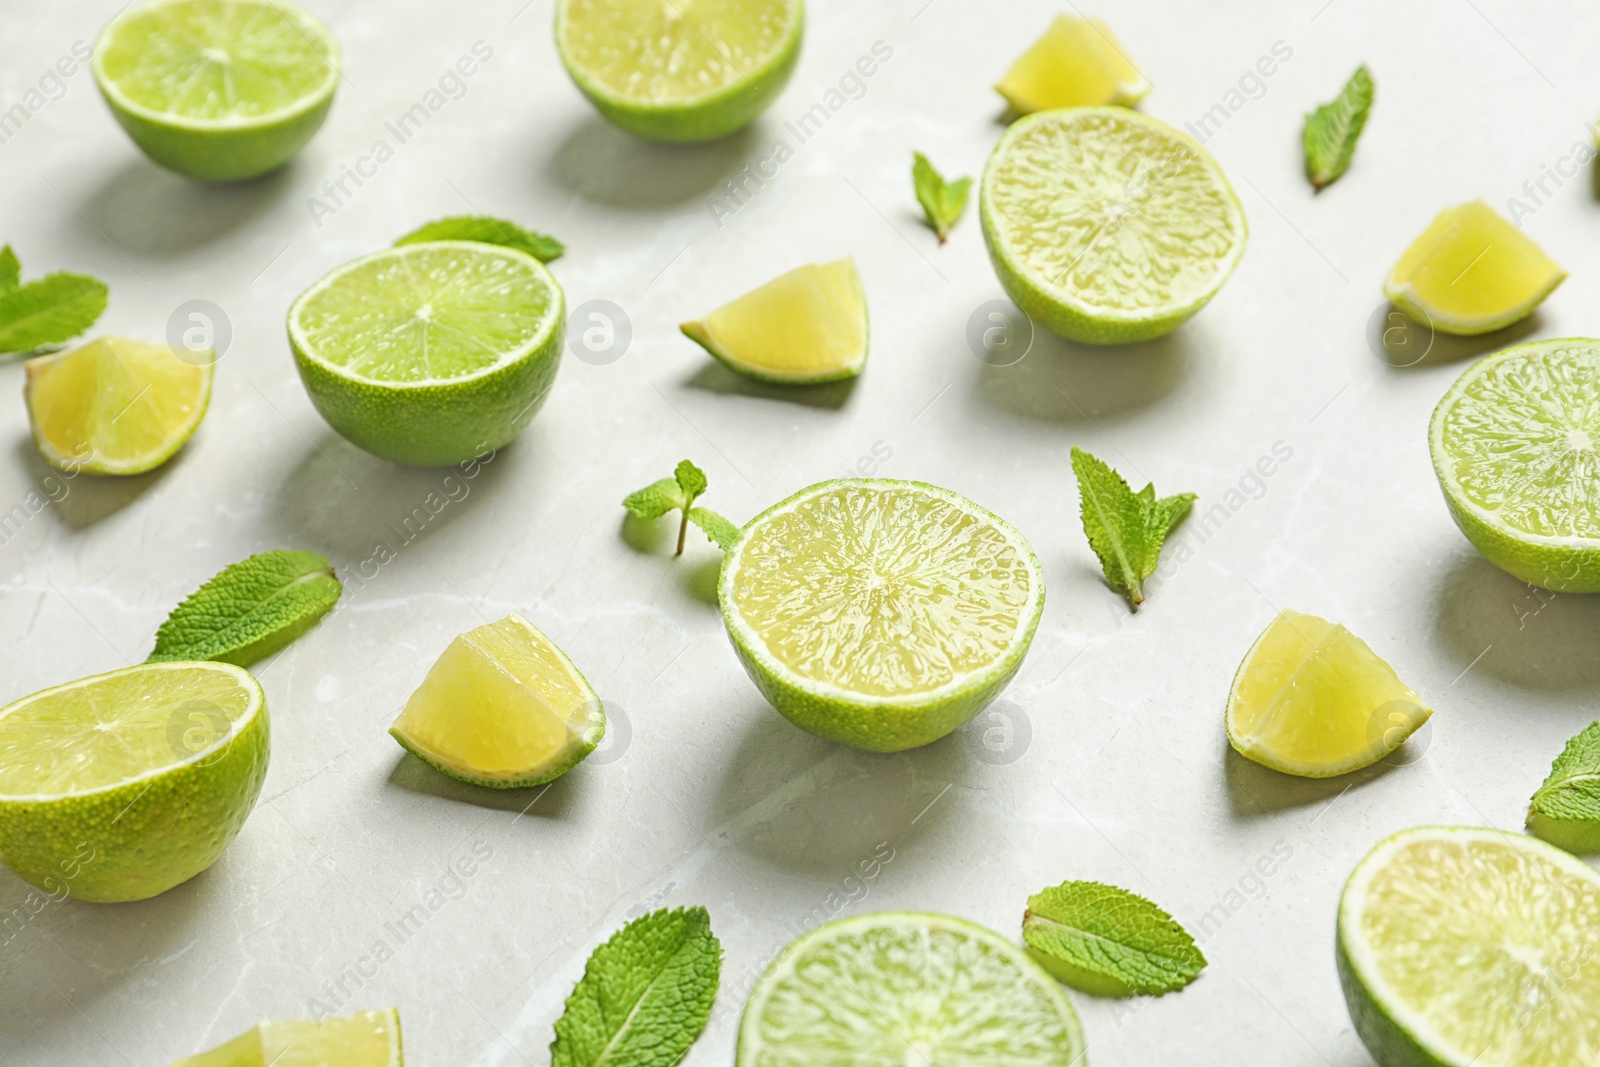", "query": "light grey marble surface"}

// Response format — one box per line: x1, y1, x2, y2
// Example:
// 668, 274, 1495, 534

3, 1, 1599, 1064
